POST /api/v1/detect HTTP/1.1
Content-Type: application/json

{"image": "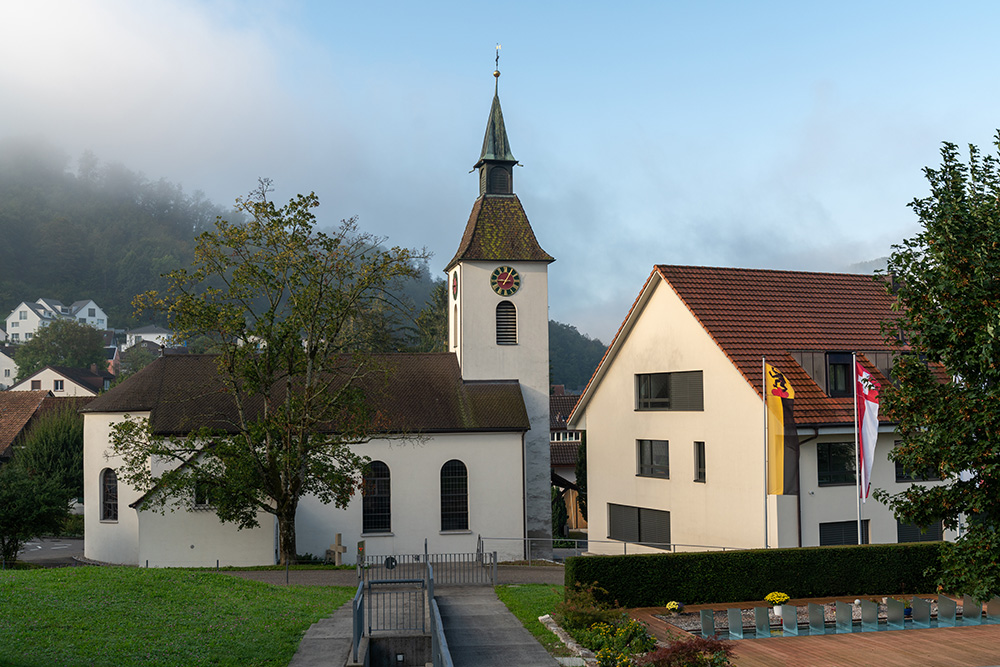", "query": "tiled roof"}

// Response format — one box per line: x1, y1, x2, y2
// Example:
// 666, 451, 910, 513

656, 265, 898, 425
0, 390, 51, 458
47, 366, 113, 393
550, 441, 579, 467
550, 394, 580, 430
83, 353, 530, 435
445, 195, 554, 270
